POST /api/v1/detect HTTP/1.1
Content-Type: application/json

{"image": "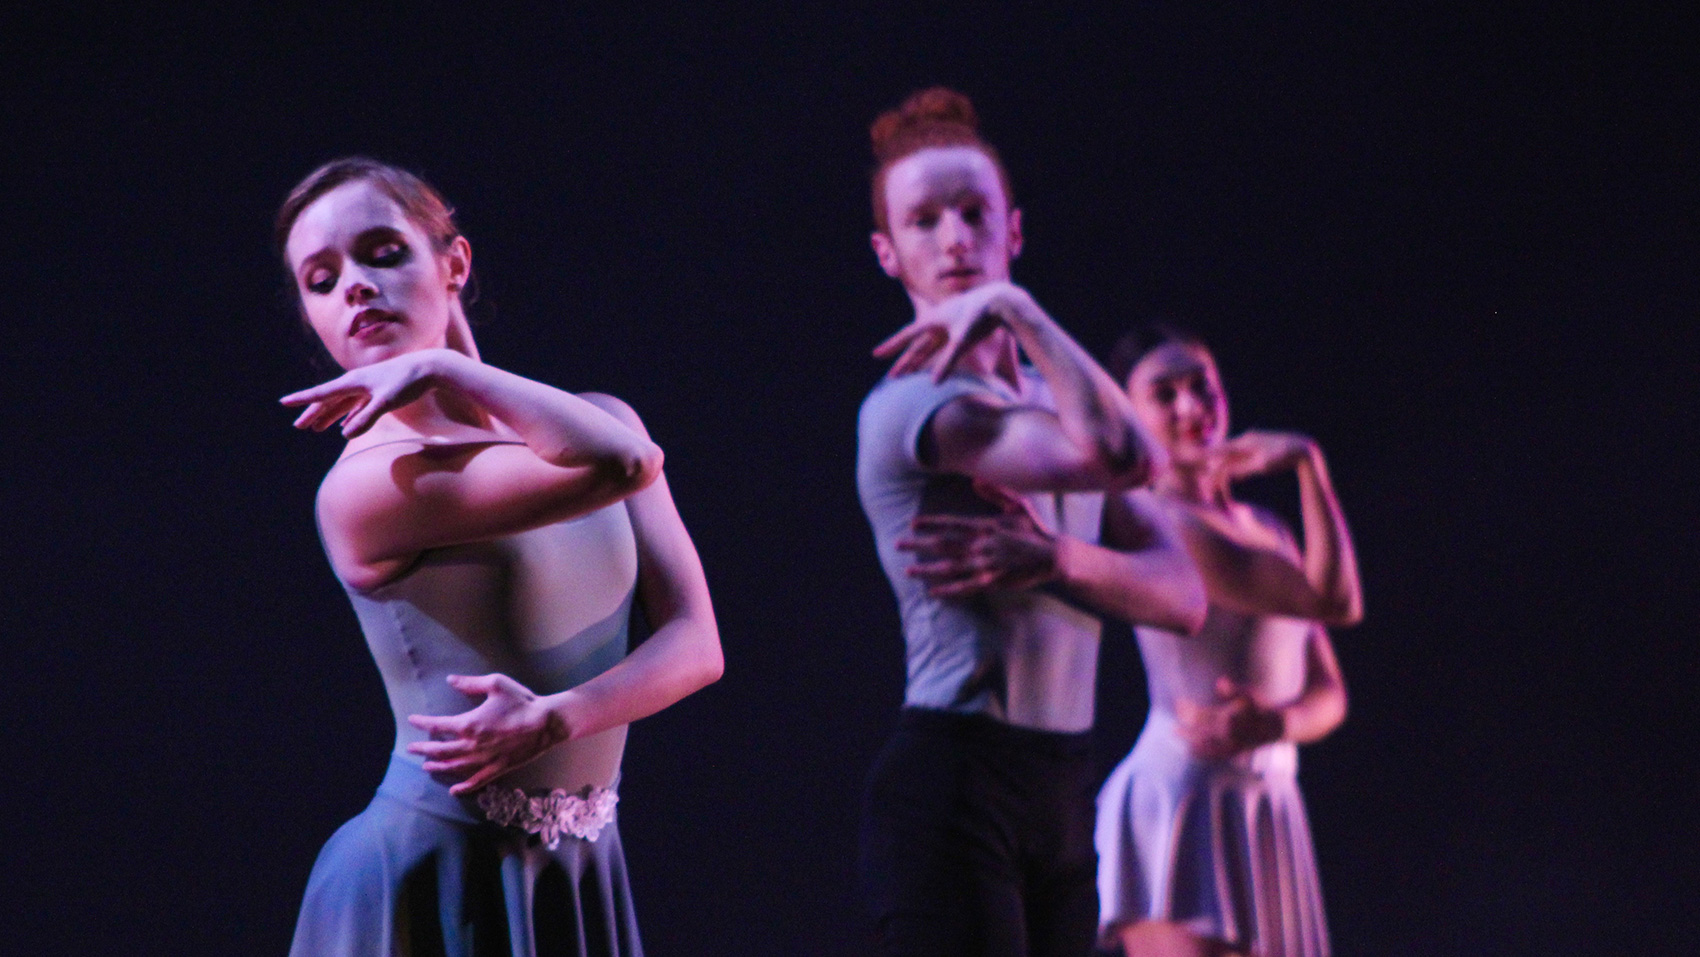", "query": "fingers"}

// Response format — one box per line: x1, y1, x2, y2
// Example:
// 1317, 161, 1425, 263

926, 570, 1001, 598
872, 323, 926, 359
408, 712, 473, 737
905, 558, 976, 581
449, 760, 513, 796
970, 479, 1023, 513
886, 332, 945, 379
278, 380, 346, 407
406, 737, 479, 759
340, 391, 391, 438
421, 755, 487, 776
445, 673, 505, 697
930, 311, 999, 384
